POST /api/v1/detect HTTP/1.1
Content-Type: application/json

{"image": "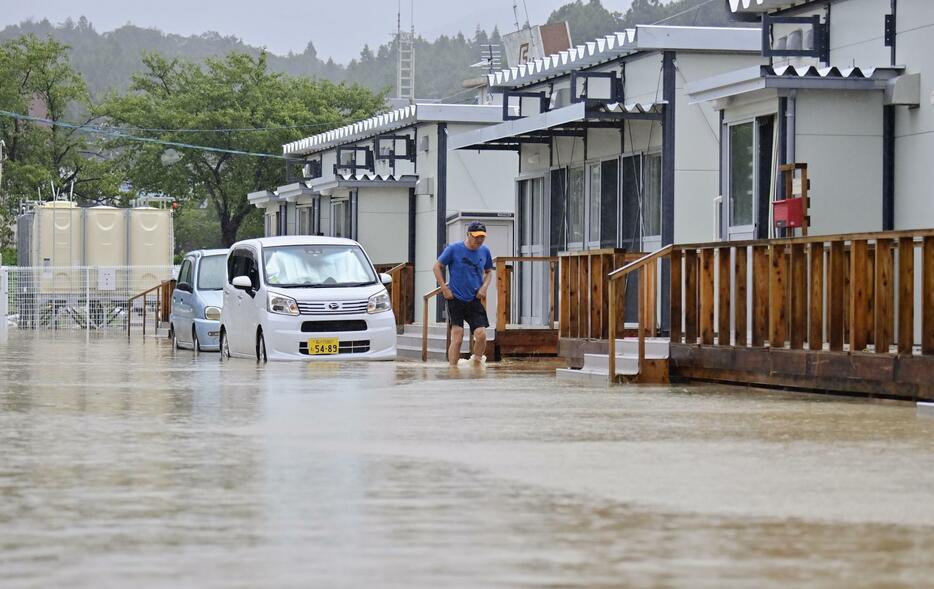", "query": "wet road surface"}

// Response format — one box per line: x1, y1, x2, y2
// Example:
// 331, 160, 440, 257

2, 332, 934, 587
